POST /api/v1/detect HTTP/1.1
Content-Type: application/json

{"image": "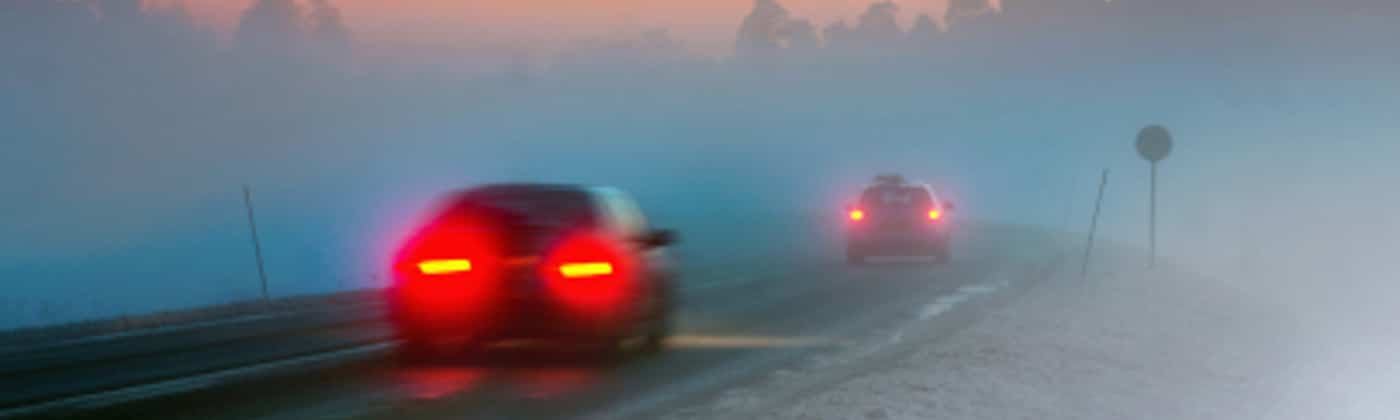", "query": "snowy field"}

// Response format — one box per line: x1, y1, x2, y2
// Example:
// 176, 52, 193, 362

660, 246, 1400, 420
